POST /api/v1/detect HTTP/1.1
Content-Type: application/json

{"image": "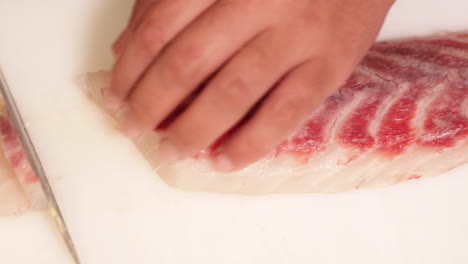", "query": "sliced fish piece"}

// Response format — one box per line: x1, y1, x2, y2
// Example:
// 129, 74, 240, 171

0, 100, 46, 214
0, 147, 29, 216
